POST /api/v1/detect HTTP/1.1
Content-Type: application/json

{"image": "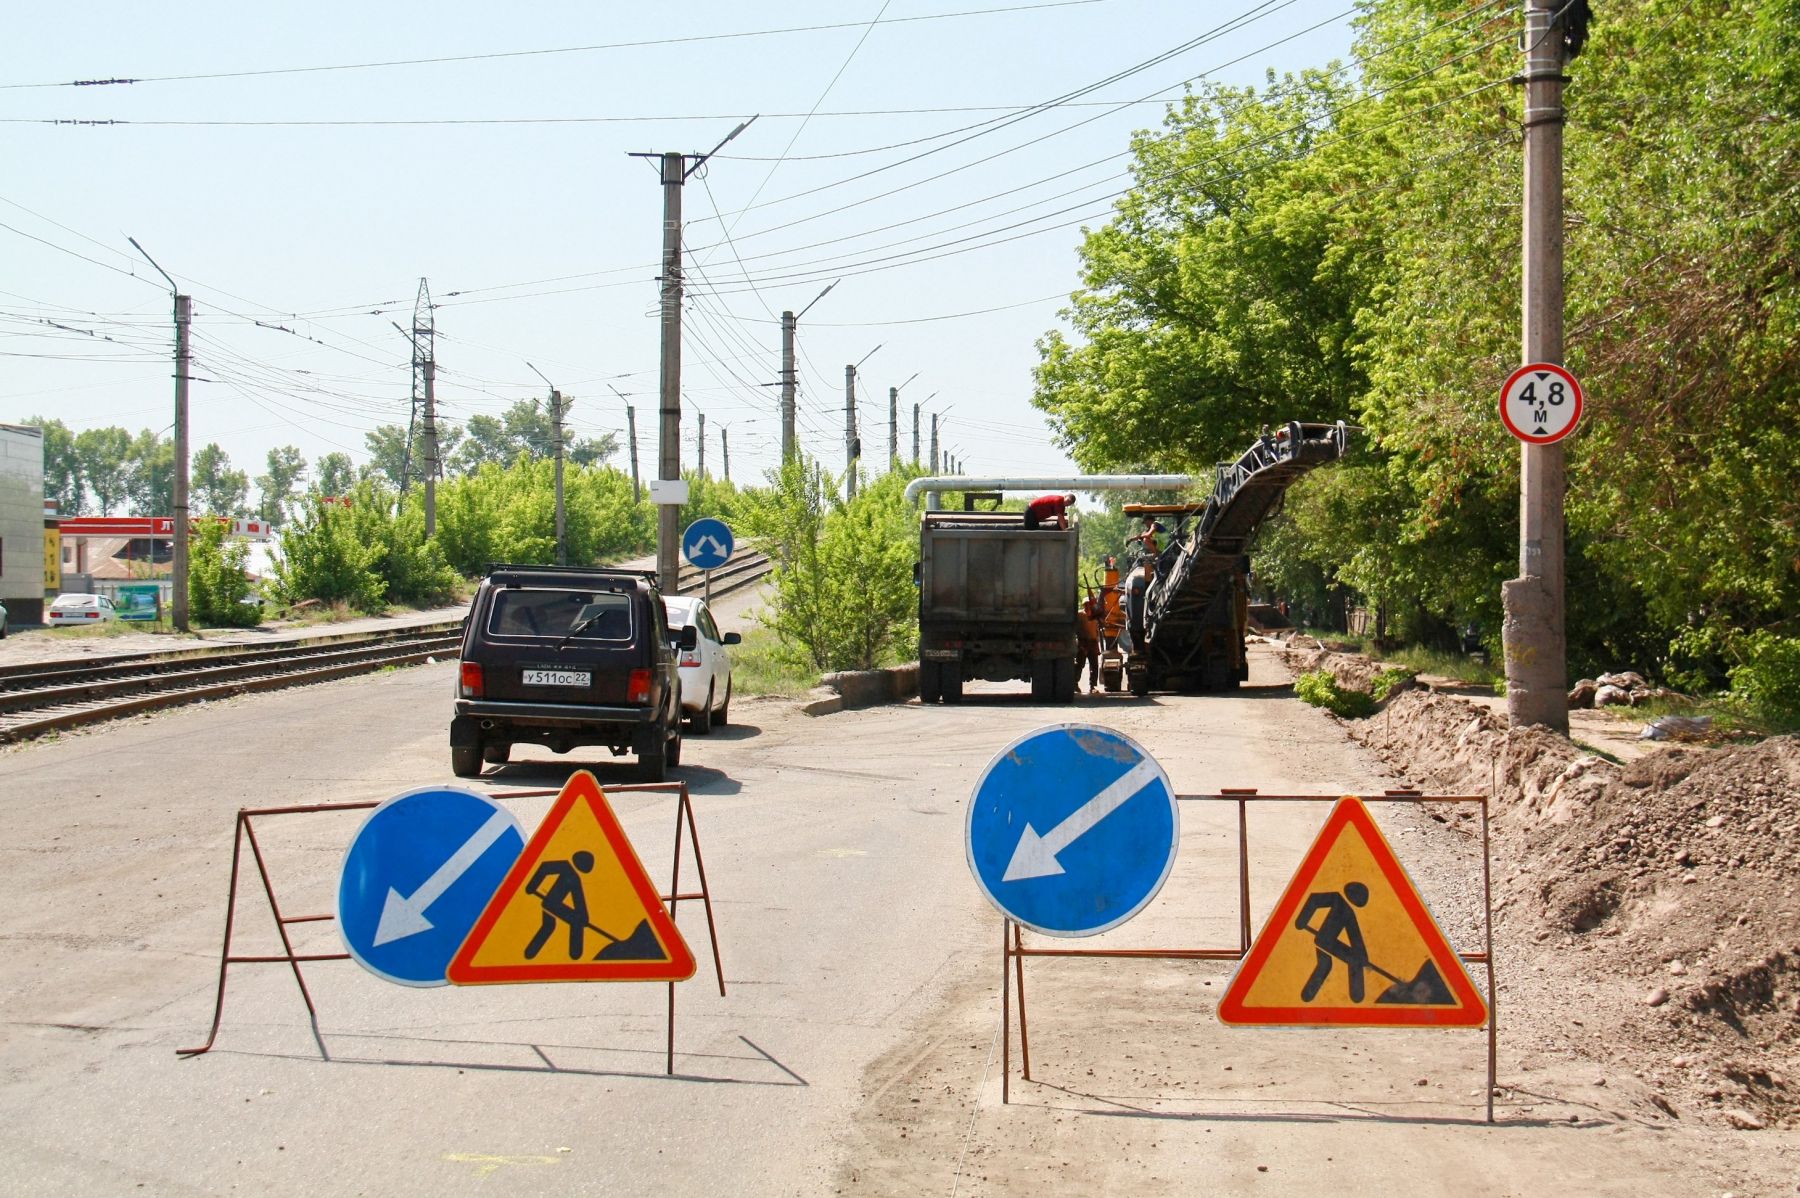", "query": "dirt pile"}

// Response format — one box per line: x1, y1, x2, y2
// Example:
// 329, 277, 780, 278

1282, 643, 1800, 1128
